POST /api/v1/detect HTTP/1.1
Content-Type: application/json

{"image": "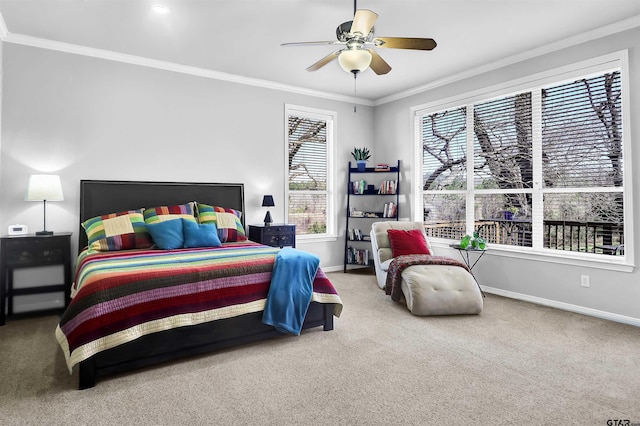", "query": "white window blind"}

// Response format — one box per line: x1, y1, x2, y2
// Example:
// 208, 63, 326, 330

421, 107, 468, 192
416, 63, 627, 261
286, 106, 334, 237
542, 73, 622, 189
420, 107, 467, 233
474, 93, 533, 191
540, 72, 623, 252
